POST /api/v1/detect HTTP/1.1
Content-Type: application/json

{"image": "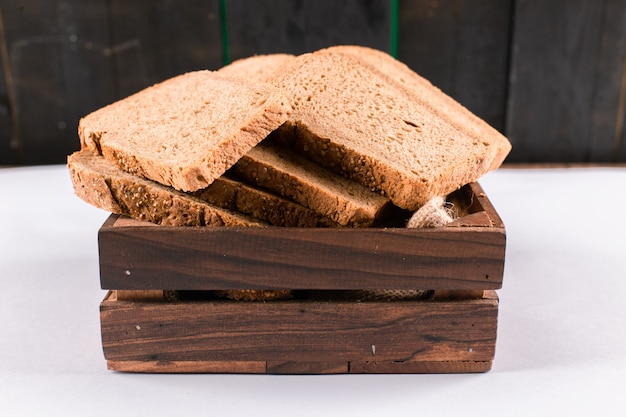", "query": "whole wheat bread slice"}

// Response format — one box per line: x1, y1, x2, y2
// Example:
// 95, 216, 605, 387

195, 175, 338, 227
78, 70, 291, 192
68, 150, 265, 227
270, 49, 511, 210
320, 45, 511, 171
218, 53, 295, 81
218, 53, 393, 226
231, 138, 391, 227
